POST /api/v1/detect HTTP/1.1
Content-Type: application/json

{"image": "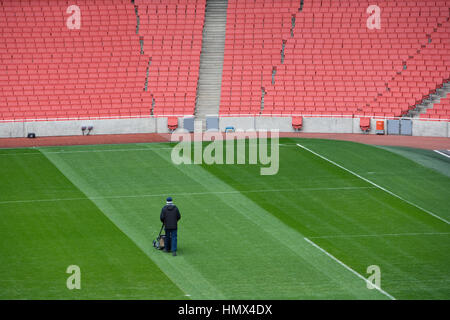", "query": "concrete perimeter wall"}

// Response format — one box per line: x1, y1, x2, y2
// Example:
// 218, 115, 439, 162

411, 120, 449, 137
0, 117, 162, 138
0, 116, 448, 138
218, 117, 450, 137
